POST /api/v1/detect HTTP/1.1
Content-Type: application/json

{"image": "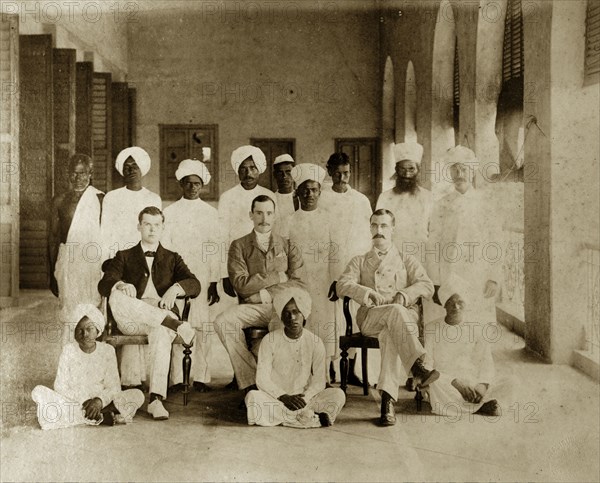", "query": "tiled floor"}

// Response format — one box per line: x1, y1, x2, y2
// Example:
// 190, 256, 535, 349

1, 291, 598, 482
